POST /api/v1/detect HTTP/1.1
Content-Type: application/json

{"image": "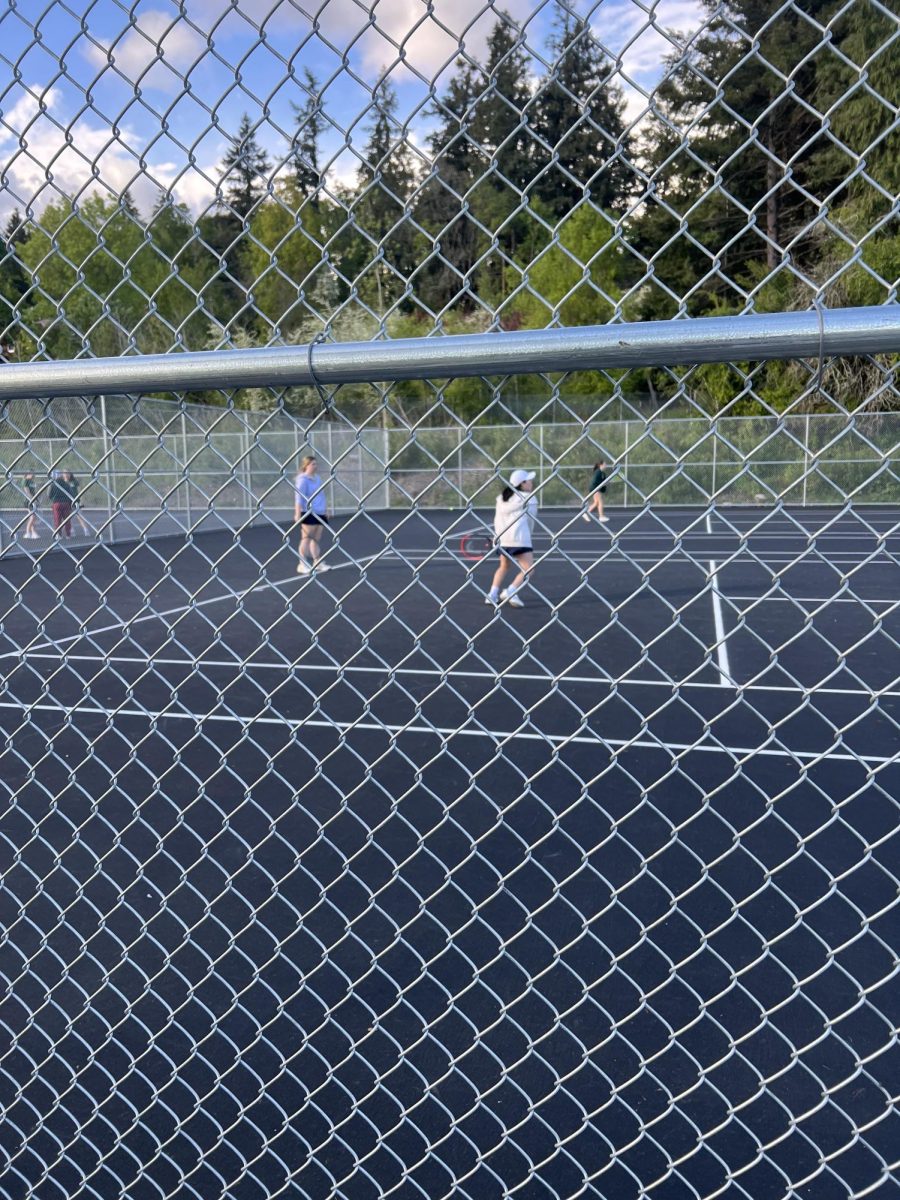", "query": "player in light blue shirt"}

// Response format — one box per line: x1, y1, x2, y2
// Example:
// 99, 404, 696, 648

294, 455, 330, 574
